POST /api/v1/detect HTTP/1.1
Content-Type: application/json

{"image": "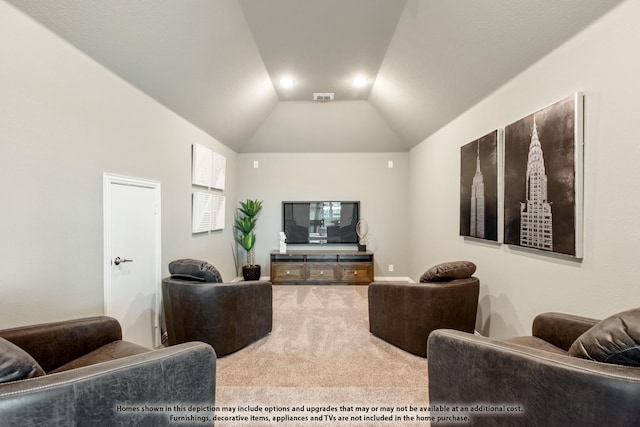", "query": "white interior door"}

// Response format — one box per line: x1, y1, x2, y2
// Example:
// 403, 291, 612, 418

103, 174, 161, 348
